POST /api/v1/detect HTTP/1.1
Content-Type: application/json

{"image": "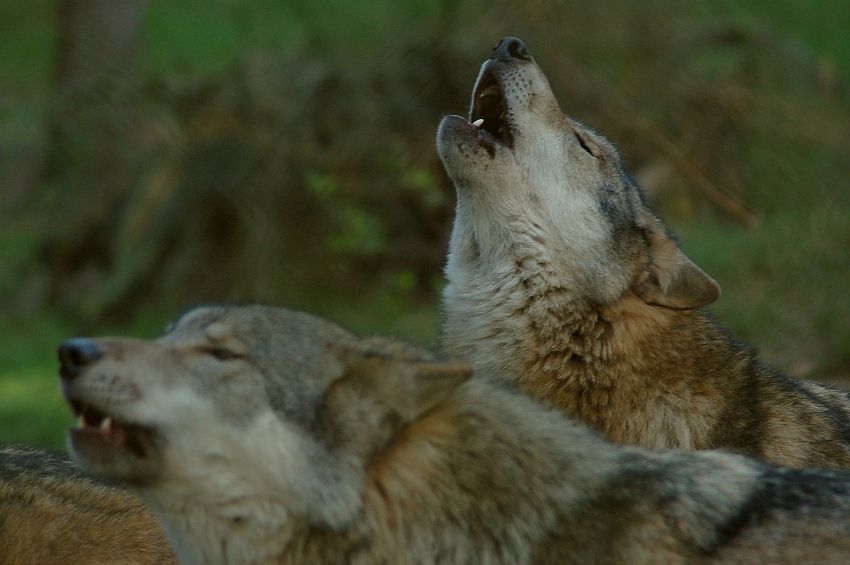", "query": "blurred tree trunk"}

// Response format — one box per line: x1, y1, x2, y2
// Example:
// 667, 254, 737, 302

46, 0, 145, 178
40, 0, 146, 314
